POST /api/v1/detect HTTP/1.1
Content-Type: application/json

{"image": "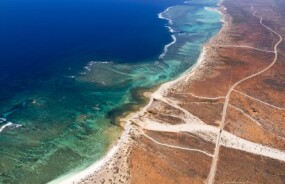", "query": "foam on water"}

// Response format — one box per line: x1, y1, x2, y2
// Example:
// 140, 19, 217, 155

158, 7, 174, 25
159, 34, 177, 59
0, 122, 12, 132
0, 122, 22, 133
158, 6, 177, 59
84, 61, 114, 72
